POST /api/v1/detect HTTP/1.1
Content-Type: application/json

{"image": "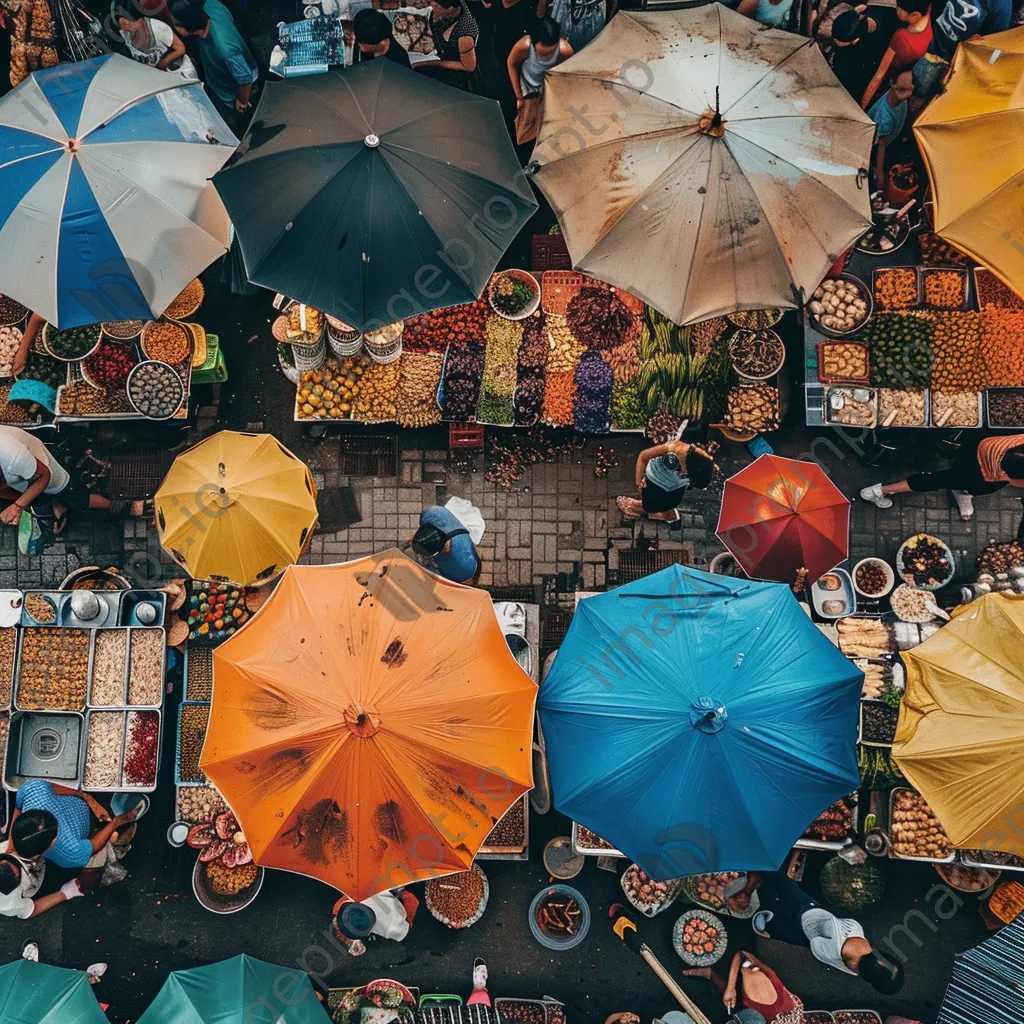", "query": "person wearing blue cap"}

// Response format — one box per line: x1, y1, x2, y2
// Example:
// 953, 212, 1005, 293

332, 890, 419, 956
